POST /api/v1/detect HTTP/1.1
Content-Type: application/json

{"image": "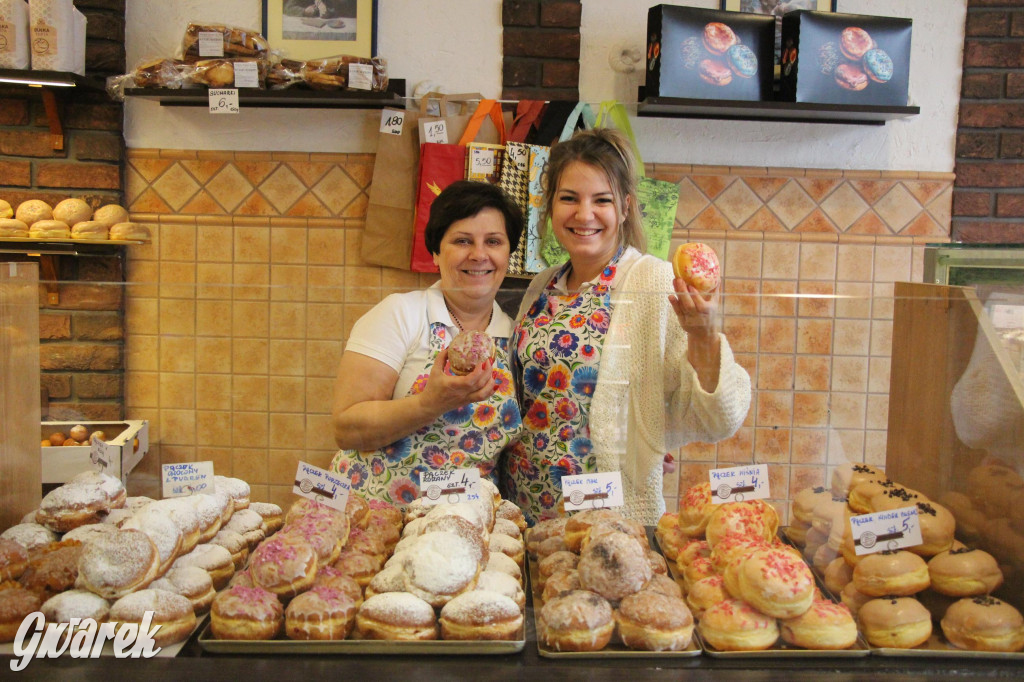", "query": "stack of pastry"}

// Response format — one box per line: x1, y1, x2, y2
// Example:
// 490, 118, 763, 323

658, 481, 857, 652
529, 507, 693, 652
788, 463, 1024, 652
